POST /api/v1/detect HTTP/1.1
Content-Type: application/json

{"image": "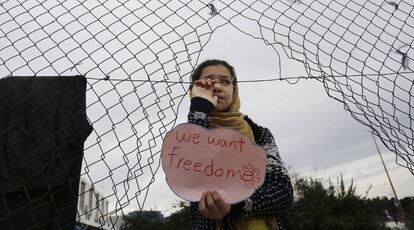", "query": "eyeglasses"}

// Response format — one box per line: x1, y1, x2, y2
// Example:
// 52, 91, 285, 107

199, 75, 234, 86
